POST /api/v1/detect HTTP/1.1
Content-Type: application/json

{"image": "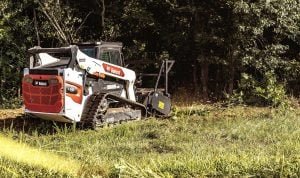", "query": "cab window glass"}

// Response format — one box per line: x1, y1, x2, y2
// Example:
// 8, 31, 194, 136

80, 47, 96, 58
101, 51, 110, 63
100, 49, 122, 66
